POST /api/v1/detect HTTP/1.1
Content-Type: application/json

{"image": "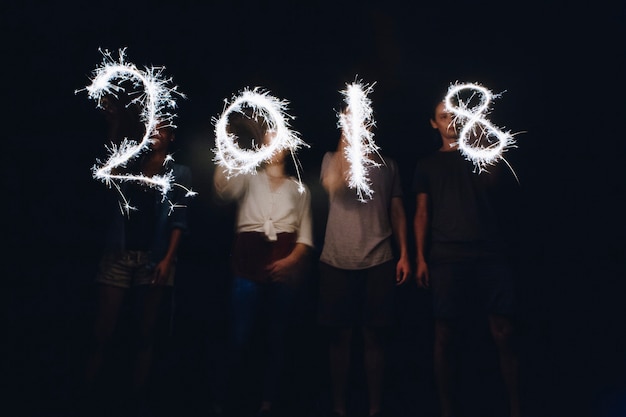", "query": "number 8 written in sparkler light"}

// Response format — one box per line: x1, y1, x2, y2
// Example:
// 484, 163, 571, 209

444, 82, 520, 180
76, 48, 191, 211
212, 87, 309, 192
